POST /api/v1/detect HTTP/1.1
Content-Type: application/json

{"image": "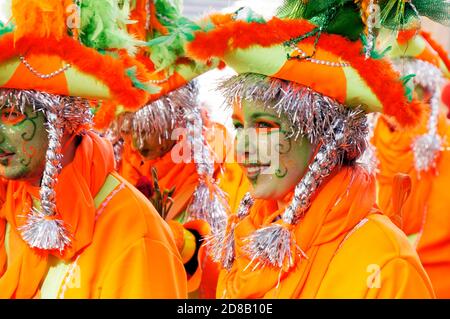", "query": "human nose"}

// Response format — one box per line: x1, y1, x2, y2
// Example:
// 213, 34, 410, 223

235, 128, 258, 163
